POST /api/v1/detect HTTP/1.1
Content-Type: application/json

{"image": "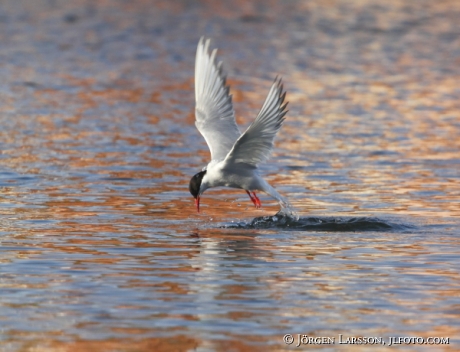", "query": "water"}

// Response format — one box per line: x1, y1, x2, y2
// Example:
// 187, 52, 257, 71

1, 0, 459, 351
229, 215, 414, 232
